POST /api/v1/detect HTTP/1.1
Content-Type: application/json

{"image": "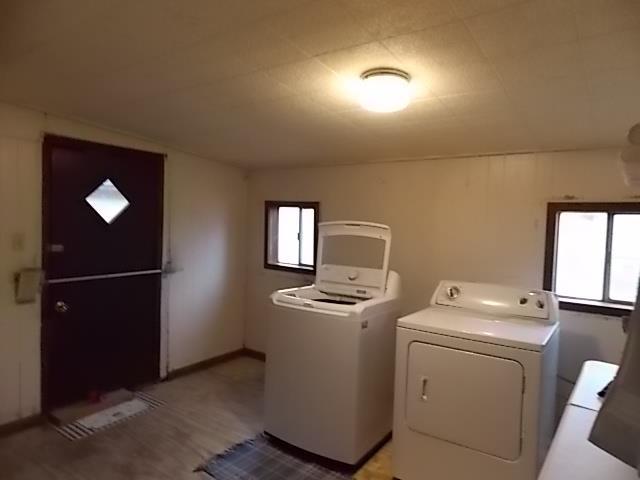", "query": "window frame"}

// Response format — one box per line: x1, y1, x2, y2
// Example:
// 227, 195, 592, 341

544, 202, 640, 316
264, 201, 320, 274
